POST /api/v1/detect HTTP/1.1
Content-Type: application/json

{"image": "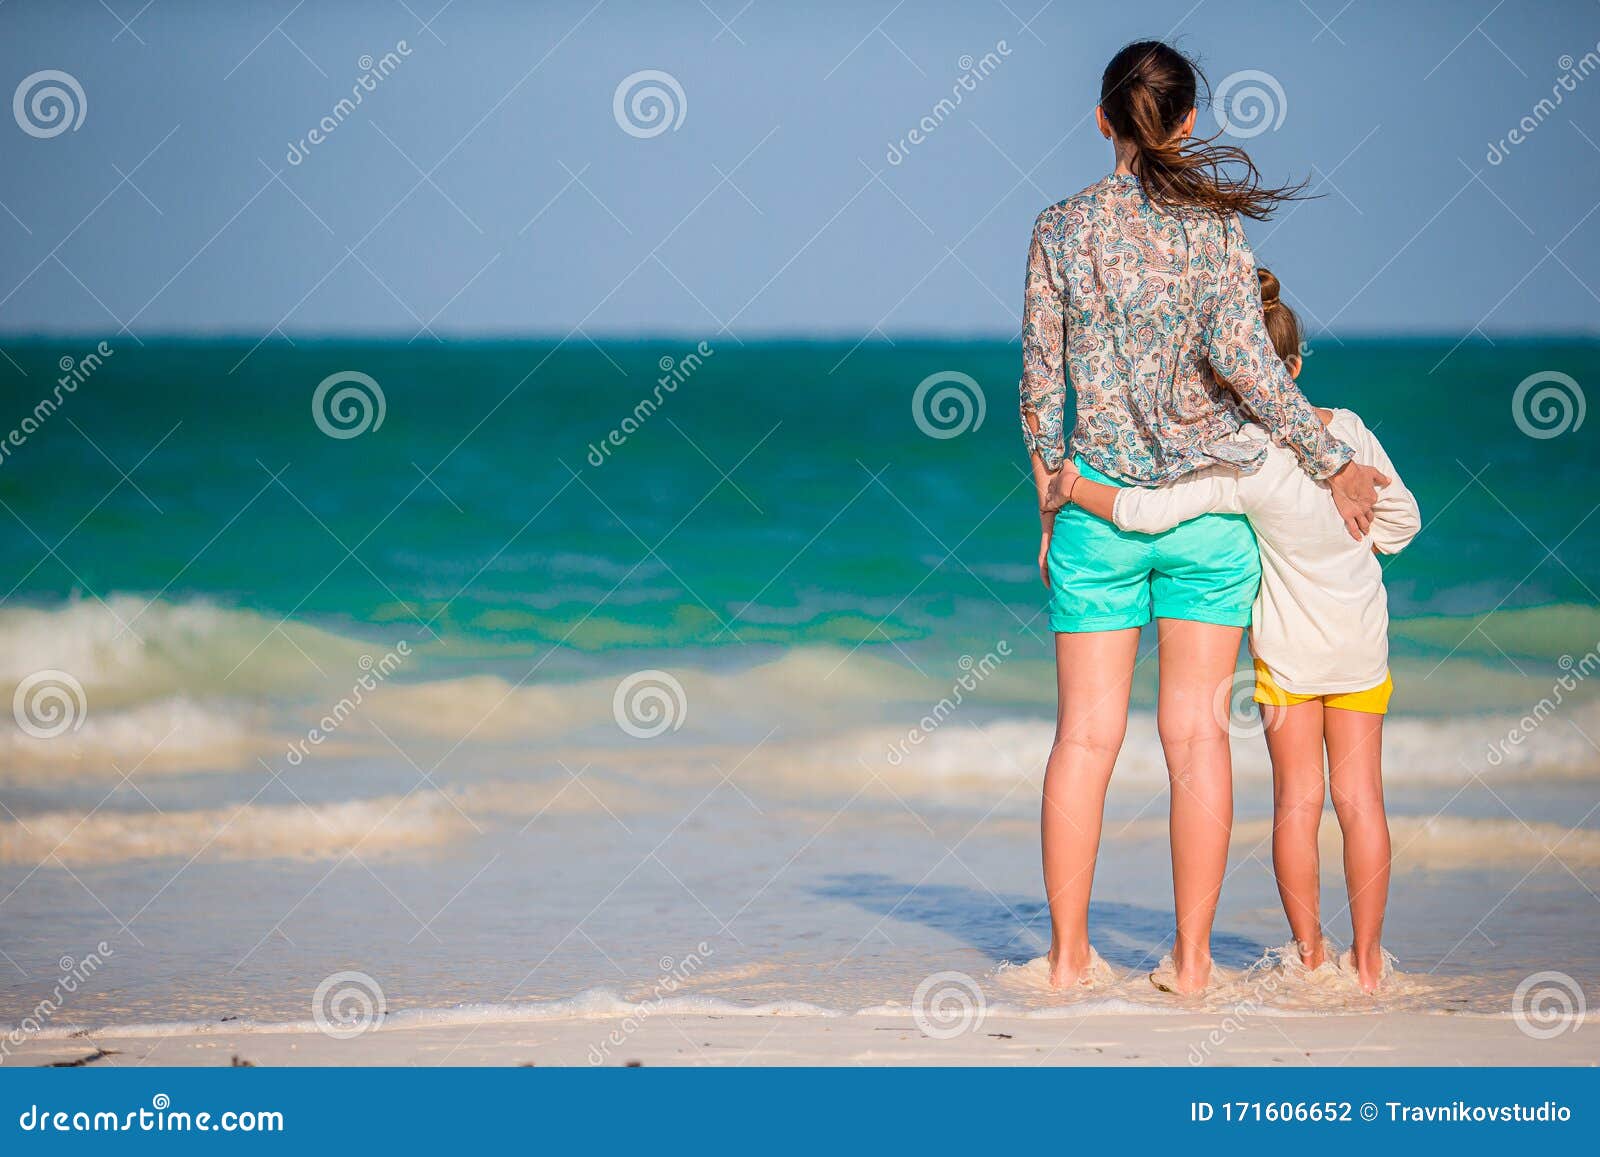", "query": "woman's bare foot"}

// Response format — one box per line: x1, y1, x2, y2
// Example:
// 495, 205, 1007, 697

1046, 944, 1093, 989
1150, 953, 1212, 994
1171, 954, 1212, 994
